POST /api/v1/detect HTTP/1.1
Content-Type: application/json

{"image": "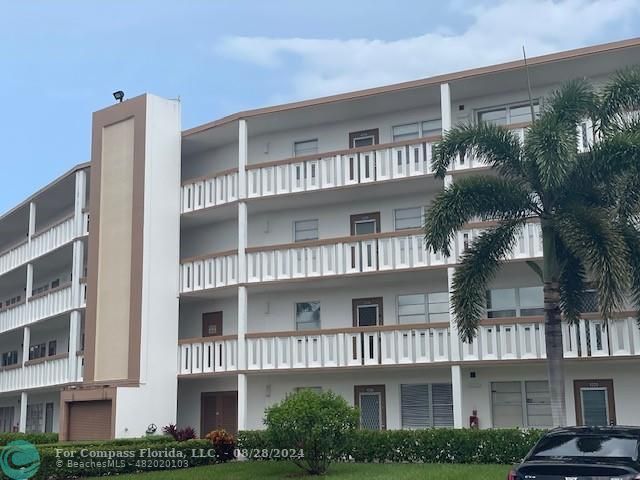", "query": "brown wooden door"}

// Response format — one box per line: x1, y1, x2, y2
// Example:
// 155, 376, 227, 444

354, 385, 386, 430
201, 391, 238, 436
350, 212, 381, 236
574, 379, 616, 426
352, 297, 383, 326
349, 128, 379, 148
68, 400, 112, 441
202, 312, 223, 337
